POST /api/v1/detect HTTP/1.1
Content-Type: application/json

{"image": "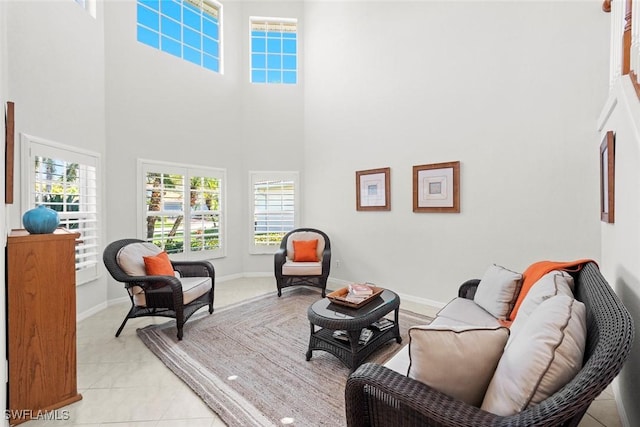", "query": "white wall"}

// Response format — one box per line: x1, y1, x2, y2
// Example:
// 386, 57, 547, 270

598, 77, 640, 427
4, 0, 107, 314
238, 1, 305, 273
303, 1, 609, 303
102, 1, 304, 300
